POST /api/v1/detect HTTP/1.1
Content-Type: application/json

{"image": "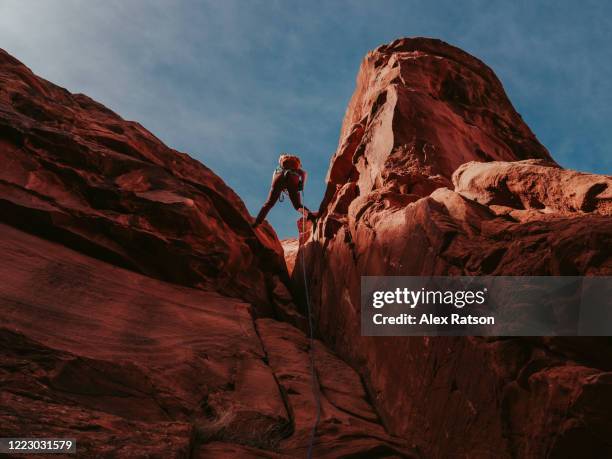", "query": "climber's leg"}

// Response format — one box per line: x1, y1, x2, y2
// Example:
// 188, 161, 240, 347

287, 177, 317, 222
287, 176, 309, 214
254, 173, 283, 226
